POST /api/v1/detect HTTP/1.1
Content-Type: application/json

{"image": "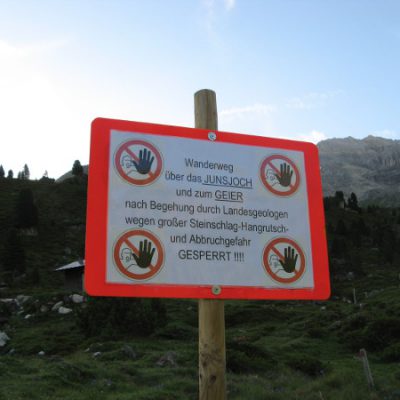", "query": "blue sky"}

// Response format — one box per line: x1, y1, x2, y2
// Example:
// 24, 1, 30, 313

1, 0, 399, 178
